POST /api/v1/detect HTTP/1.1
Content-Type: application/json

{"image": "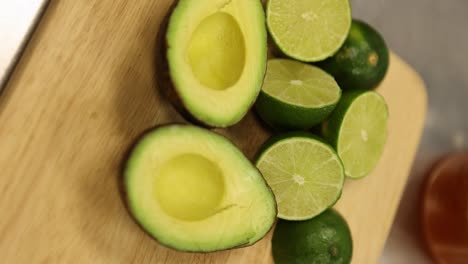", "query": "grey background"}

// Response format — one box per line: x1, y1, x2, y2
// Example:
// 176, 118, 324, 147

351, 0, 468, 263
